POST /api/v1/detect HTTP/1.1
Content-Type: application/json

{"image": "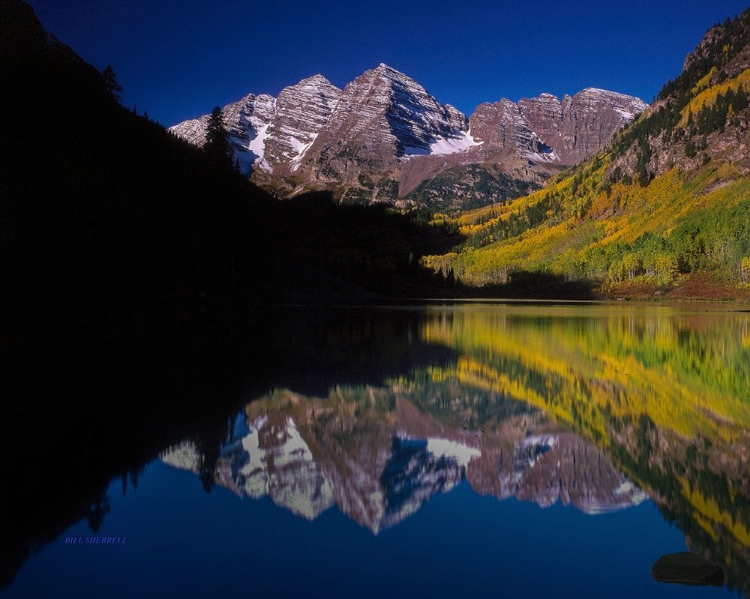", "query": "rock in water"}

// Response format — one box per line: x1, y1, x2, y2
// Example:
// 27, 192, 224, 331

651, 552, 725, 586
